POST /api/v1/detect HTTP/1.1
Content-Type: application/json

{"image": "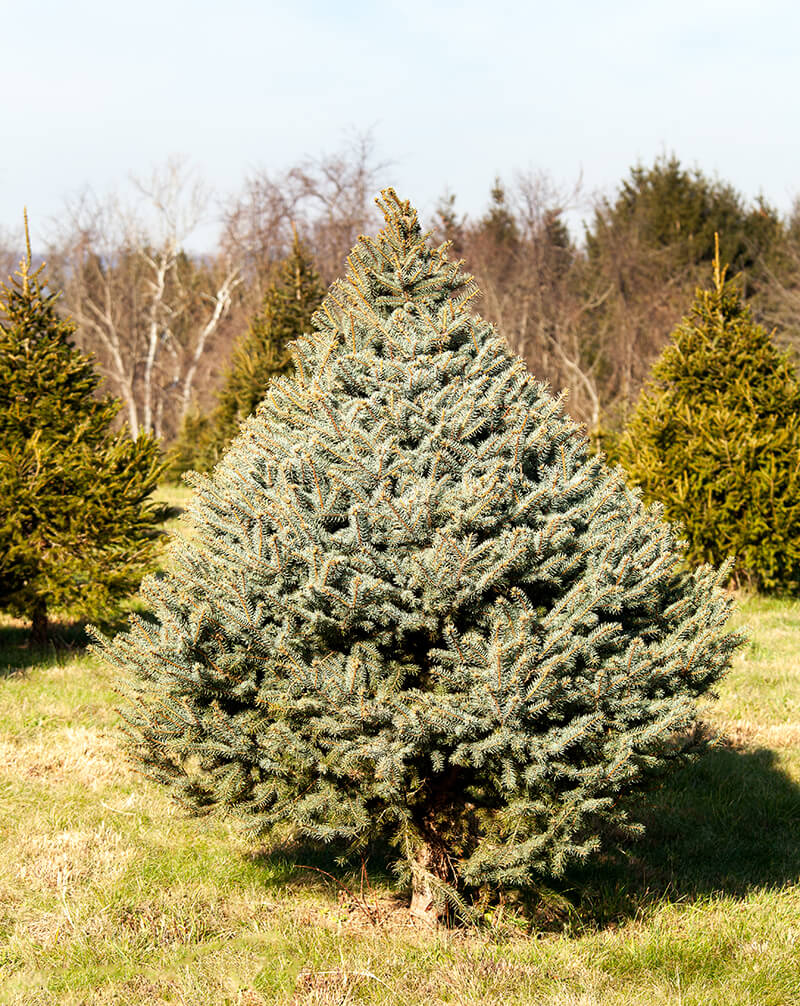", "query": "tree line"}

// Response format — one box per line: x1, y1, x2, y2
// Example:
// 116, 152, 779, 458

5, 136, 799, 447
5, 163, 800, 632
